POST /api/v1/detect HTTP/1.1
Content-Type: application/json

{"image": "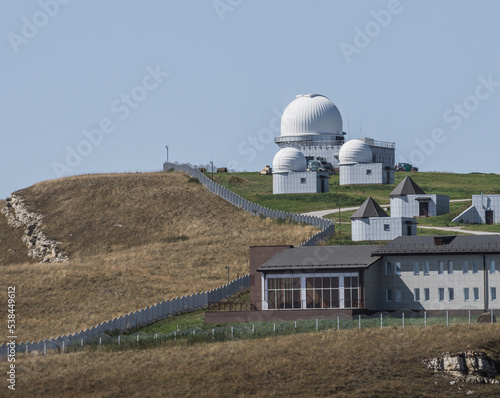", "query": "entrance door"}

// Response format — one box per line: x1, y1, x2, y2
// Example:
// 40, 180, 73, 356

486, 210, 494, 225
320, 179, 325, 193
419, 201, 429, 217
407, 224, 413, 235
